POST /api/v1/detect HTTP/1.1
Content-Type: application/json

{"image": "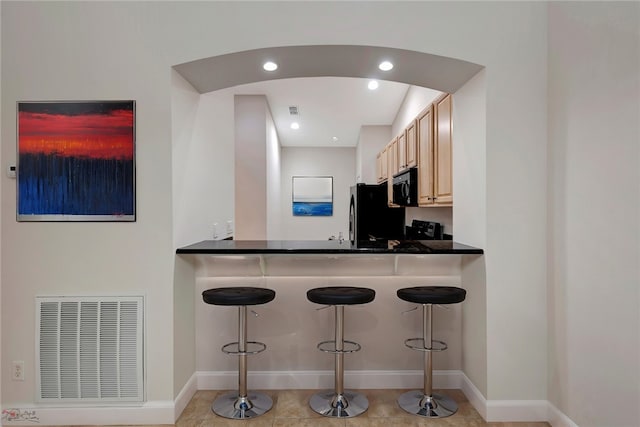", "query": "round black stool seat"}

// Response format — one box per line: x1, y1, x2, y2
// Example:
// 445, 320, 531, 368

202, 287, 276, 306
307, 286, 375, 306
397, 286, 466, 305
